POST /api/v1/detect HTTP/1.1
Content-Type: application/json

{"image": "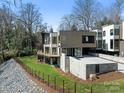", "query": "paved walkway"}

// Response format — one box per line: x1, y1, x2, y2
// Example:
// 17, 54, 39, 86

0, 59, 48, 93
